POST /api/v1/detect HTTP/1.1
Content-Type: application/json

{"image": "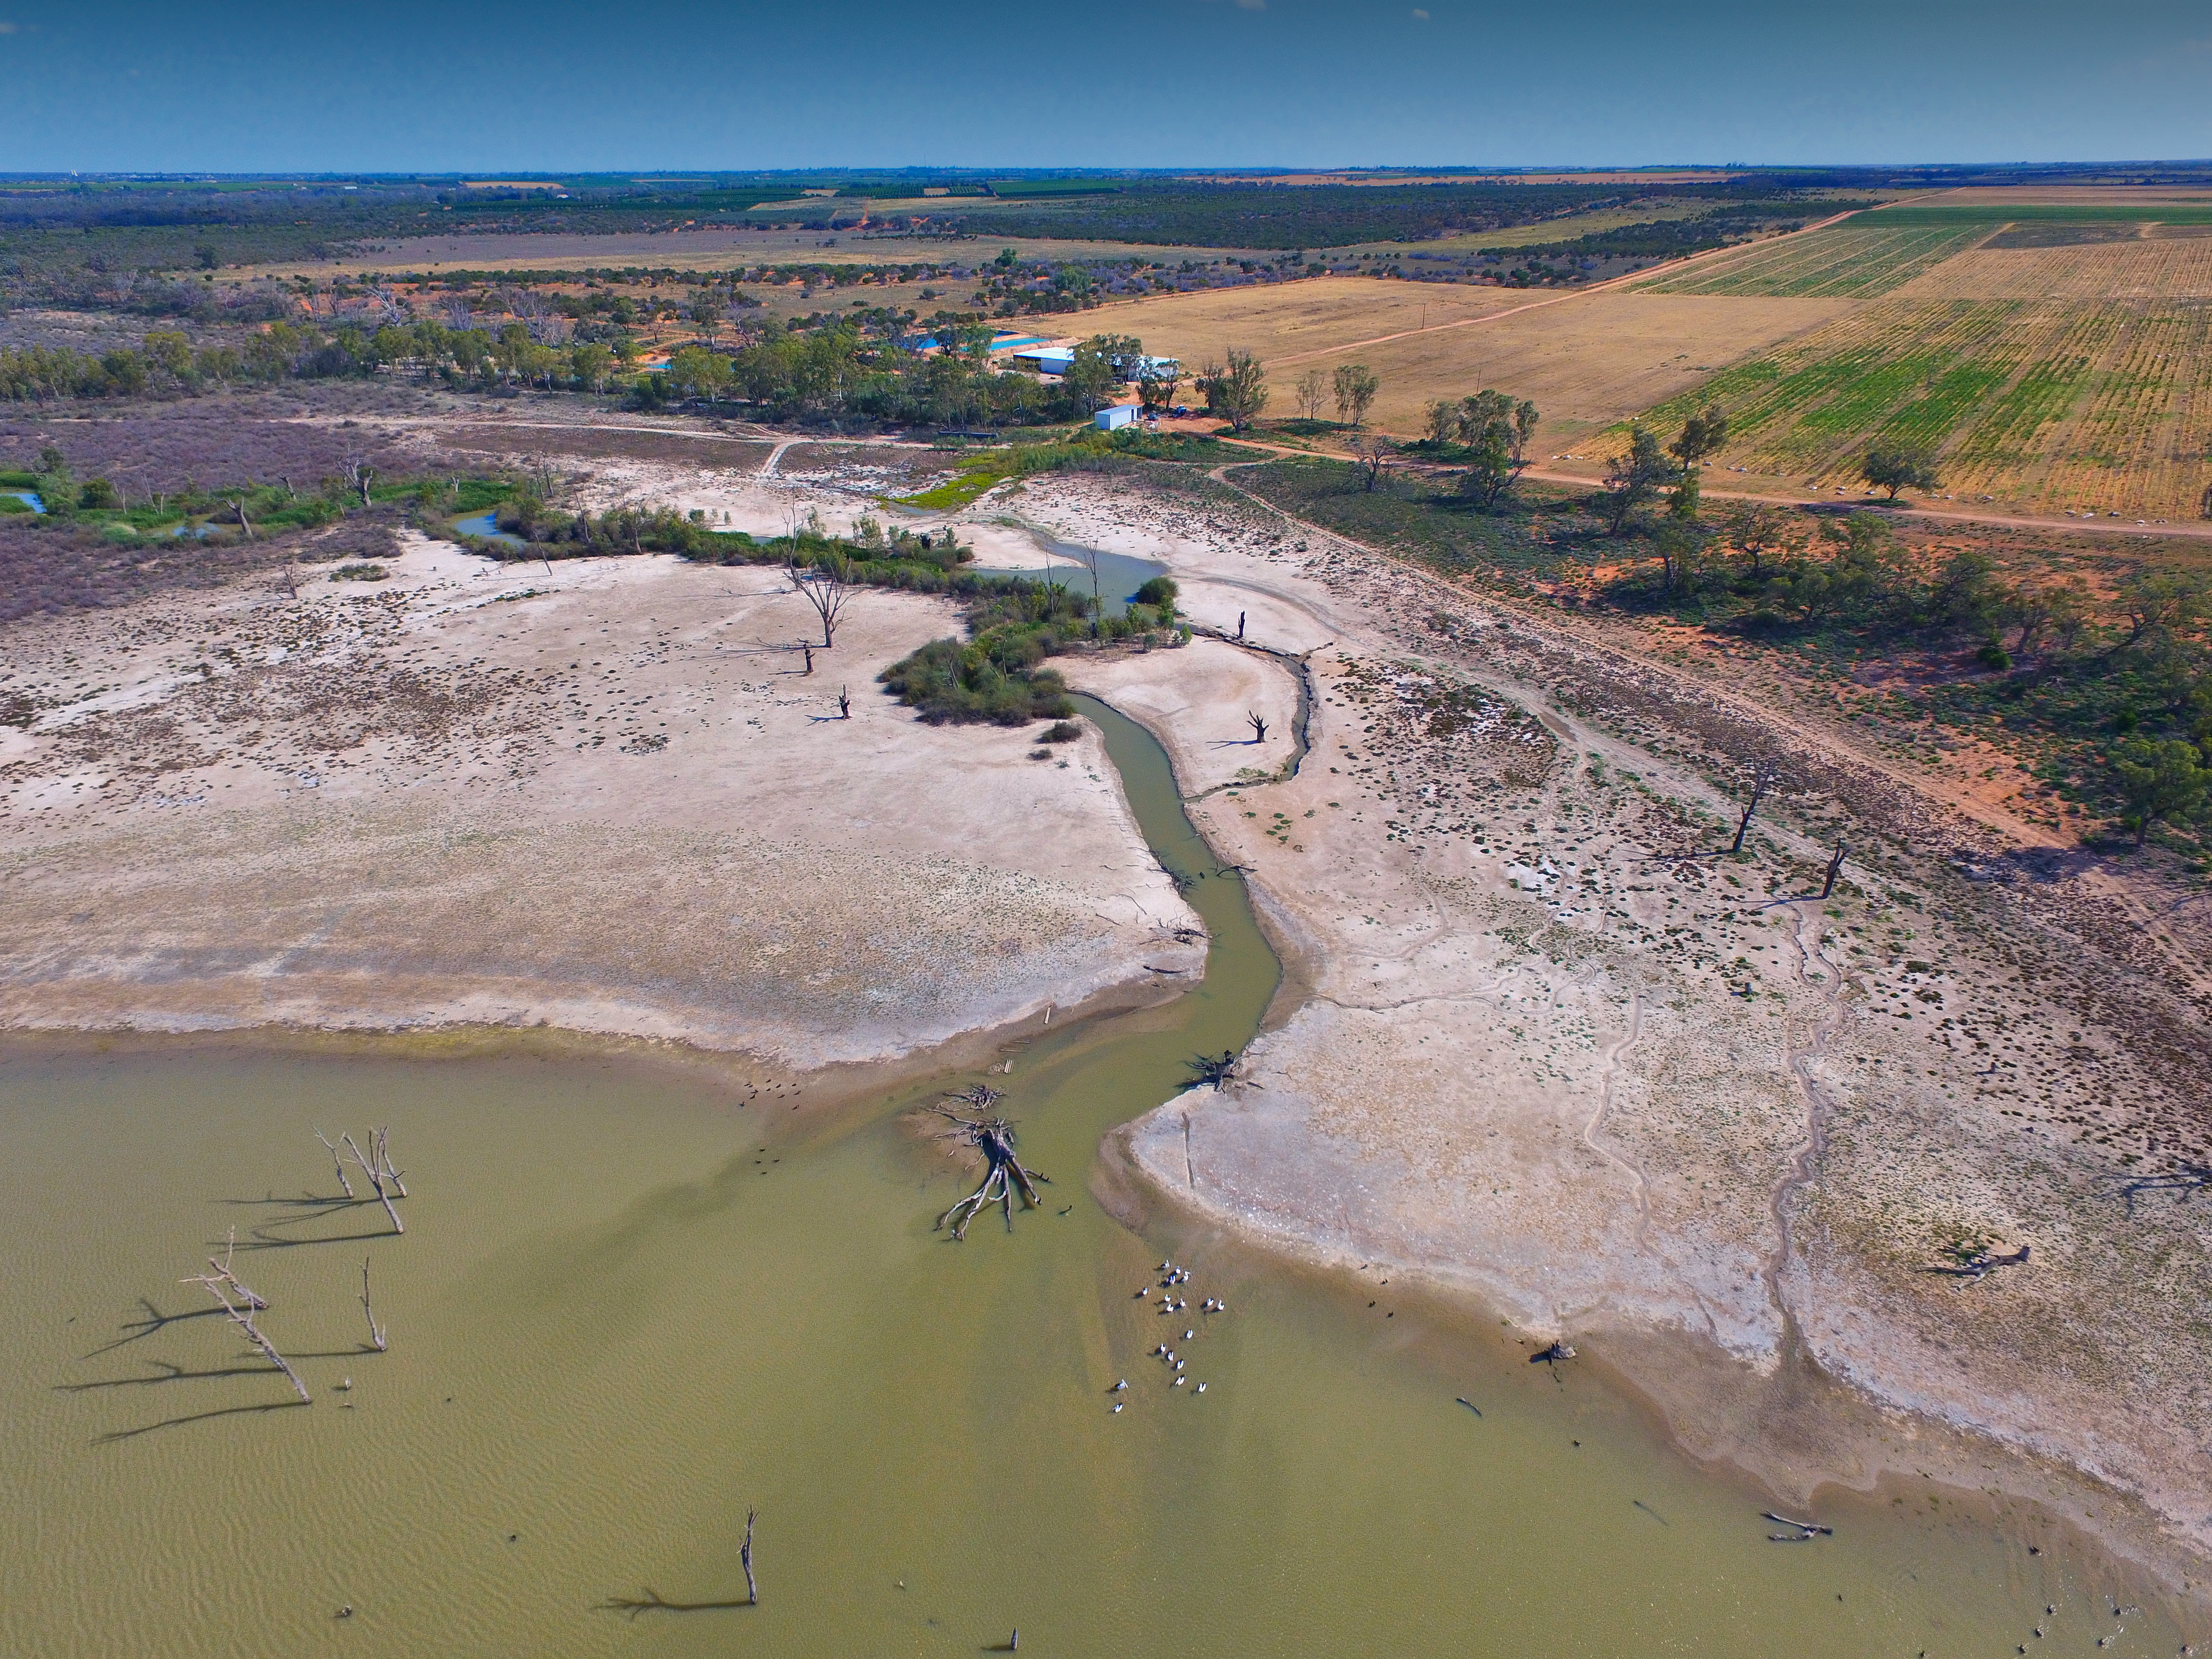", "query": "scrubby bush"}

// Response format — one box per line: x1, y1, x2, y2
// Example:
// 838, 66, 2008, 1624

1133, 575, 1178, 609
